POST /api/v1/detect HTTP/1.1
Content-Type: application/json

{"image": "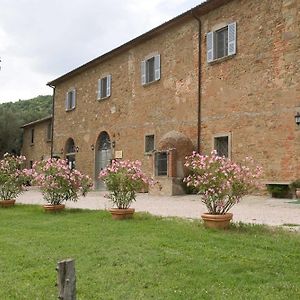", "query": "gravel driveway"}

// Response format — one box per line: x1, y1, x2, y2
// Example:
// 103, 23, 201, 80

16, 187, 300, 229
